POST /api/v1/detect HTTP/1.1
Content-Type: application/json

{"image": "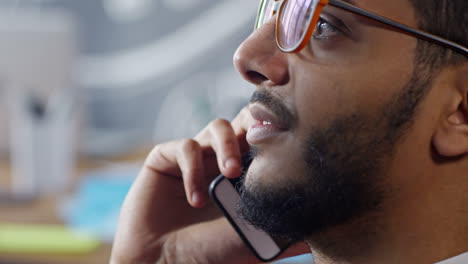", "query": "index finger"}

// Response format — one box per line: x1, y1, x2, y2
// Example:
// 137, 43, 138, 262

195, 119, 242, 179
231, 106, 252, 154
